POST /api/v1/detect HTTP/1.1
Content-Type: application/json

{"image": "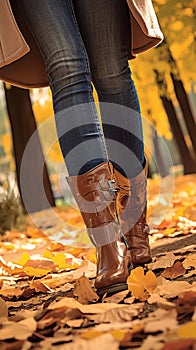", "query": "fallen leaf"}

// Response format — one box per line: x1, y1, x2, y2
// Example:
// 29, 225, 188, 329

49, 297, 131, 314
183, 254, 196, 269
0, 317, 37, 340
15, 252, 30, 266
144, 309, 178, 333
183, 270, 196, 279
24, 258, 56, 271
51, 253, 79, 270
163, 228, 177, 236
30, 281, 54, 293
177, 322, 196, 339
40, 336, 74, 348
127, 267, 157, 299
157, 219, 177, 229
176, 291, 196, 319
110, 329, 133, 342
158, 280, 191, 298
61, 333, 119, 350
92, 320, 142, 332
161, 338, 196, 350
124, 296, 135, 304
148, 253, 177, 270
102, 290, 128, 304
81, 330, 102, 339
91, 304, 143, 323
138, 334, 165, 350
0, 298, 8, 318
73, 275, 99, 304
0, 287, 24, 300
26, 226, 46, 238
161, 261, 186, 279
23, 266, 51, 277
148, 293, 175, 309
66, 319, 84, 328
